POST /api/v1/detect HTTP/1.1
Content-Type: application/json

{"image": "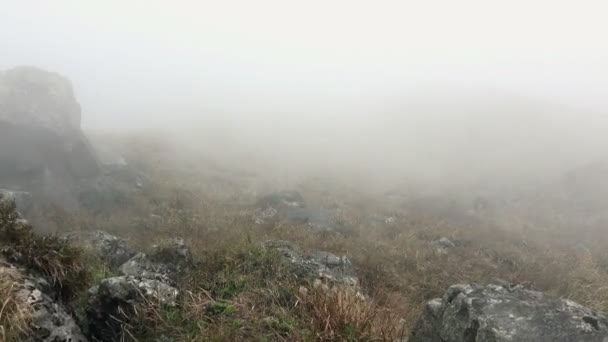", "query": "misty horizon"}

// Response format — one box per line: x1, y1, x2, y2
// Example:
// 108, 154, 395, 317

2, 1, 608, 191
4, 3, 608, 341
